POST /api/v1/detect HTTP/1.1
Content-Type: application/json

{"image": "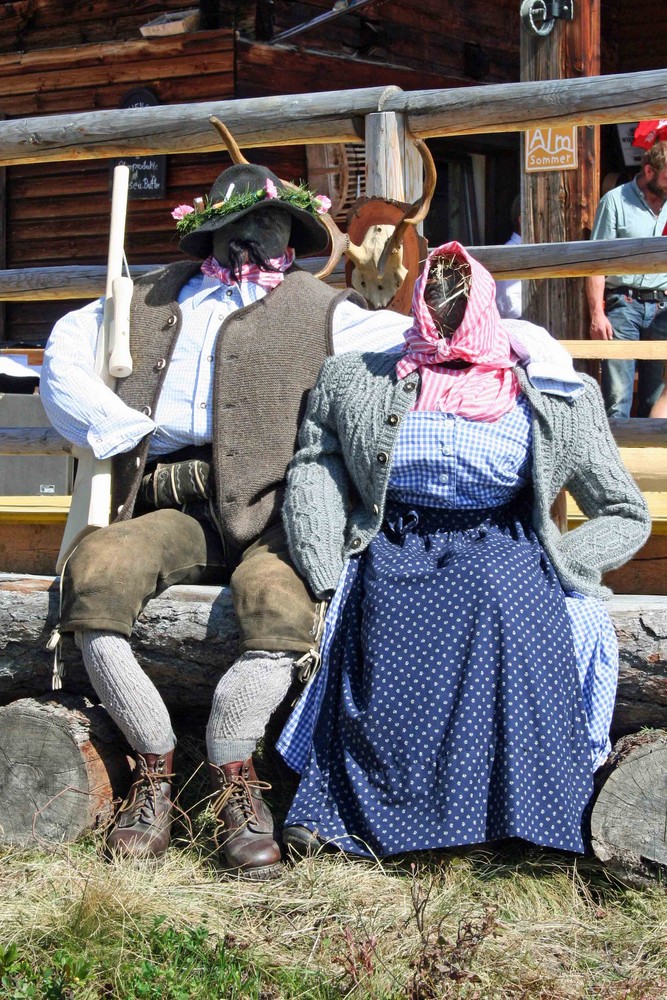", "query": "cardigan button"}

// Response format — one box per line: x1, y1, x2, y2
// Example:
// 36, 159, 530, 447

387, 413, 399, 425
155, 358, 167, 371
376, 451, 388, 464
166, 314, 177, 327
141, 405, 152, 416
402, 381, 416, 393
373, 504, 380, 515
350, 537, 362, 549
